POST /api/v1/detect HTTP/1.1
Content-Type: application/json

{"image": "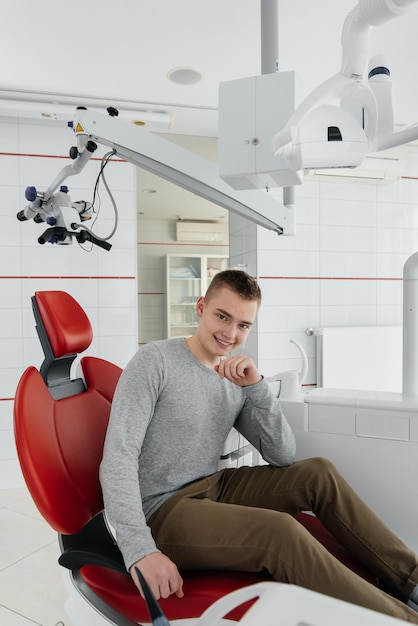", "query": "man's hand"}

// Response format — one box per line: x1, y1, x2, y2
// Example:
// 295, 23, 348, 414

215, 355, 262, 387
130, 552, 184, 600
